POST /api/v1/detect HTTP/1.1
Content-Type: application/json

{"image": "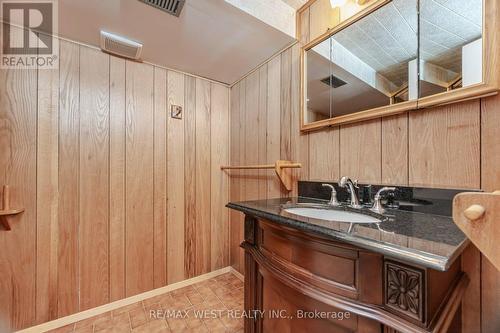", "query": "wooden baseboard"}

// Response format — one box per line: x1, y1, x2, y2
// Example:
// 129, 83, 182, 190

17, 267, 233, 333
230, 266, 244, 281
